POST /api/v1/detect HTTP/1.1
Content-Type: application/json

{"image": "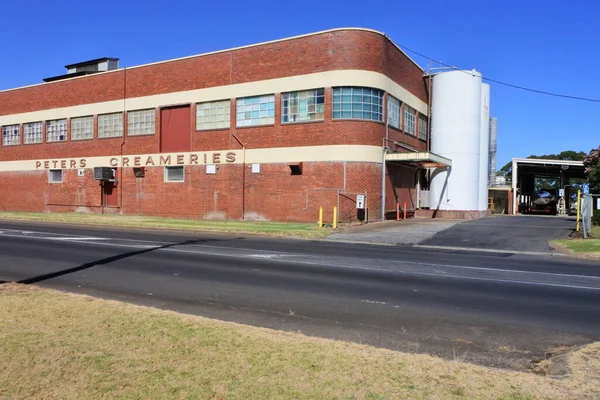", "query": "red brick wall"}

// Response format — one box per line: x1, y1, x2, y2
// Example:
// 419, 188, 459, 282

0, 161, 384, 223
